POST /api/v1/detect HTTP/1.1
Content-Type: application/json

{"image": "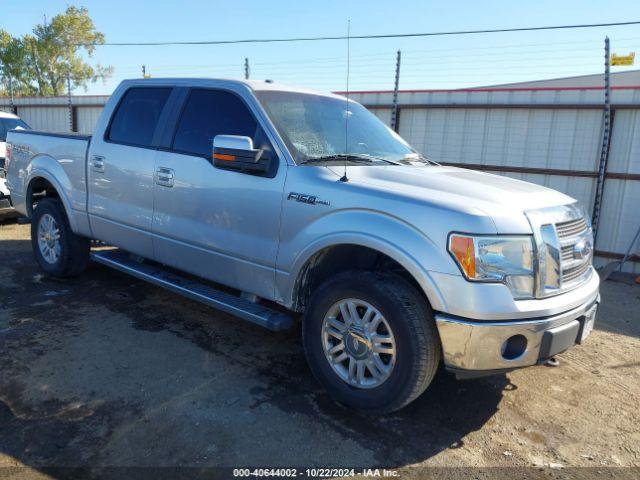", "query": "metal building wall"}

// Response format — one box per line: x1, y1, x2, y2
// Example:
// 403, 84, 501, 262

76, 106, 105, 134
596, 108, 640, 271
371, 108, 393, 126
0, 95, 109, 134
18, 106, 69, 132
